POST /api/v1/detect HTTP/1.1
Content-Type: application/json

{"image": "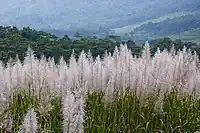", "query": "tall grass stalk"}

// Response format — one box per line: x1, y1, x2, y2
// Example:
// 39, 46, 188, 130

0, 42, 200, 132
